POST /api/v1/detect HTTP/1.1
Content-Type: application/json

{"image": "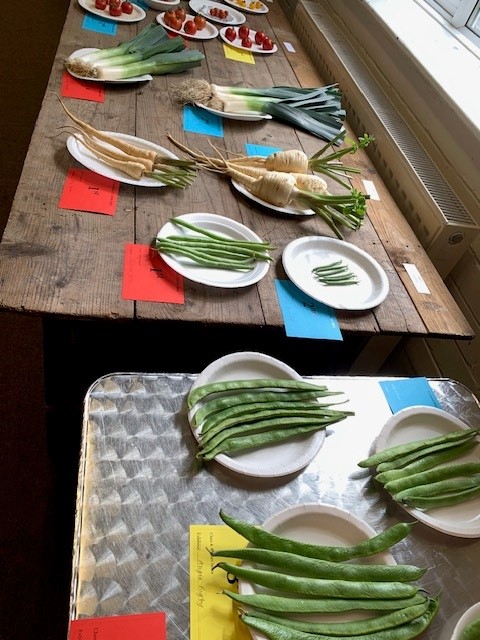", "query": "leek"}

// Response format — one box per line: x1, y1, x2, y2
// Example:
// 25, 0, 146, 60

93, 50, 206, 81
